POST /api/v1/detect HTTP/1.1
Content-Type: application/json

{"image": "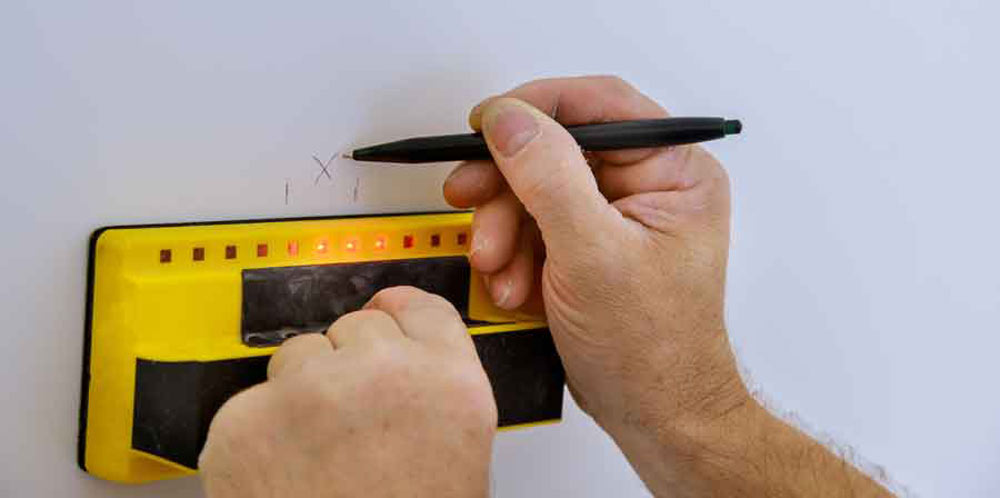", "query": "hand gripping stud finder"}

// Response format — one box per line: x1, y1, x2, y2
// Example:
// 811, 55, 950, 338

78, 212, 564, 483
